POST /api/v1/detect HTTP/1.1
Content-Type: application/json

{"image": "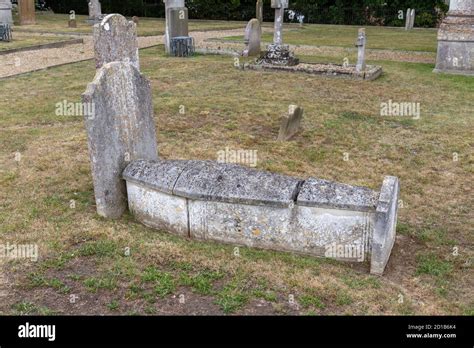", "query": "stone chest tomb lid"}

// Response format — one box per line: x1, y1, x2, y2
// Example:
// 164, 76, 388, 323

123, 159, 302, 208
297, 178, 379, 212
